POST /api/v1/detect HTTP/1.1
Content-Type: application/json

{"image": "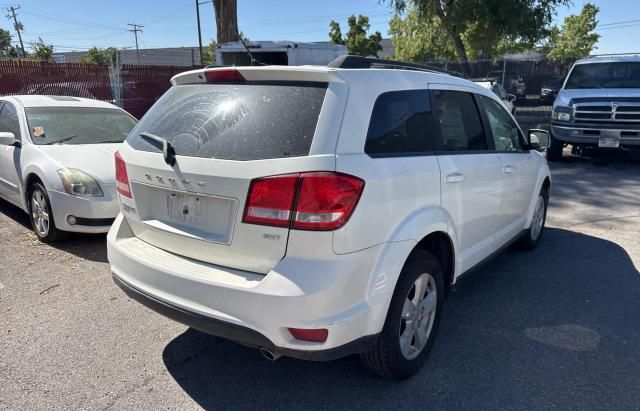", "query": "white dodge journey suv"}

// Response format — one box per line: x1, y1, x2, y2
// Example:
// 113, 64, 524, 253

108, 56, 551, 379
